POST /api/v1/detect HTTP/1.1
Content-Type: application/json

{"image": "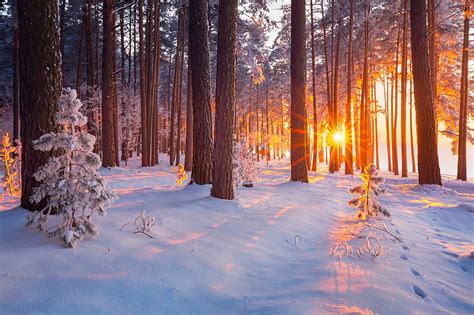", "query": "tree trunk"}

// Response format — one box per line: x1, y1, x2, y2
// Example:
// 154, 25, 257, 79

18, 0, 62, 210
176, 10, 185, 166
456, 0, 470, 181
400, 0, 408, 177
189, 0, 213, 184
310, 0, 318, 172
344, 0, 354, 175
170, 7, 184, 166
138, 0, 148, 166
427, 0, 438, 135
76, 24, 84, 99
410, 0, 442, 185
384, 75, 392, 172
360, 1, 370, 169
12, 27, 20, 142
185, 63, 193, 171
332, 16, 341, 172
409, 69, 416, 173
290, 0, 308, 183
101, 0, 117, 167
392, 26, 401, 175
211, 0, 238, 199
